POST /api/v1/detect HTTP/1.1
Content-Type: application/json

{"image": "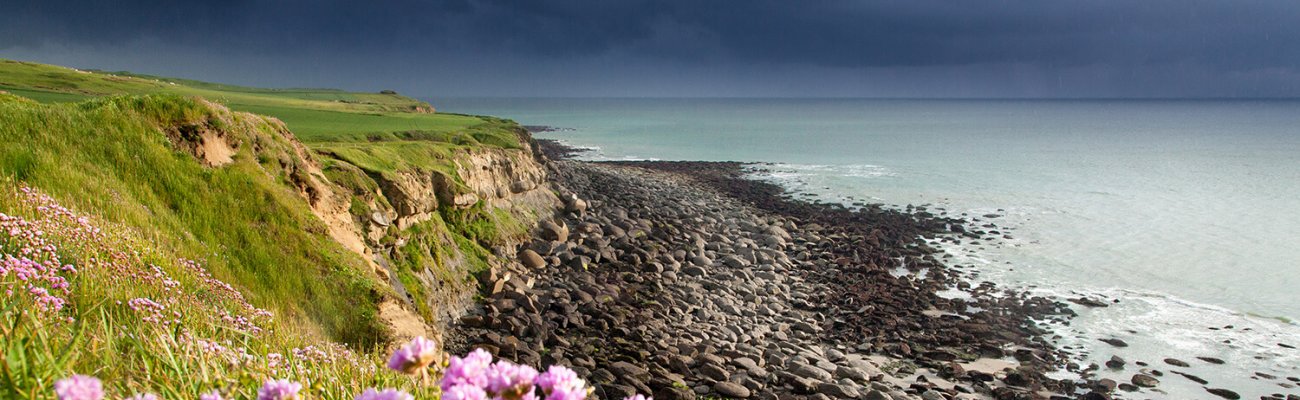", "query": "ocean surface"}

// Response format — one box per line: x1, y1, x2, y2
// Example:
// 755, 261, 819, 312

433, 97, 1300, 398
